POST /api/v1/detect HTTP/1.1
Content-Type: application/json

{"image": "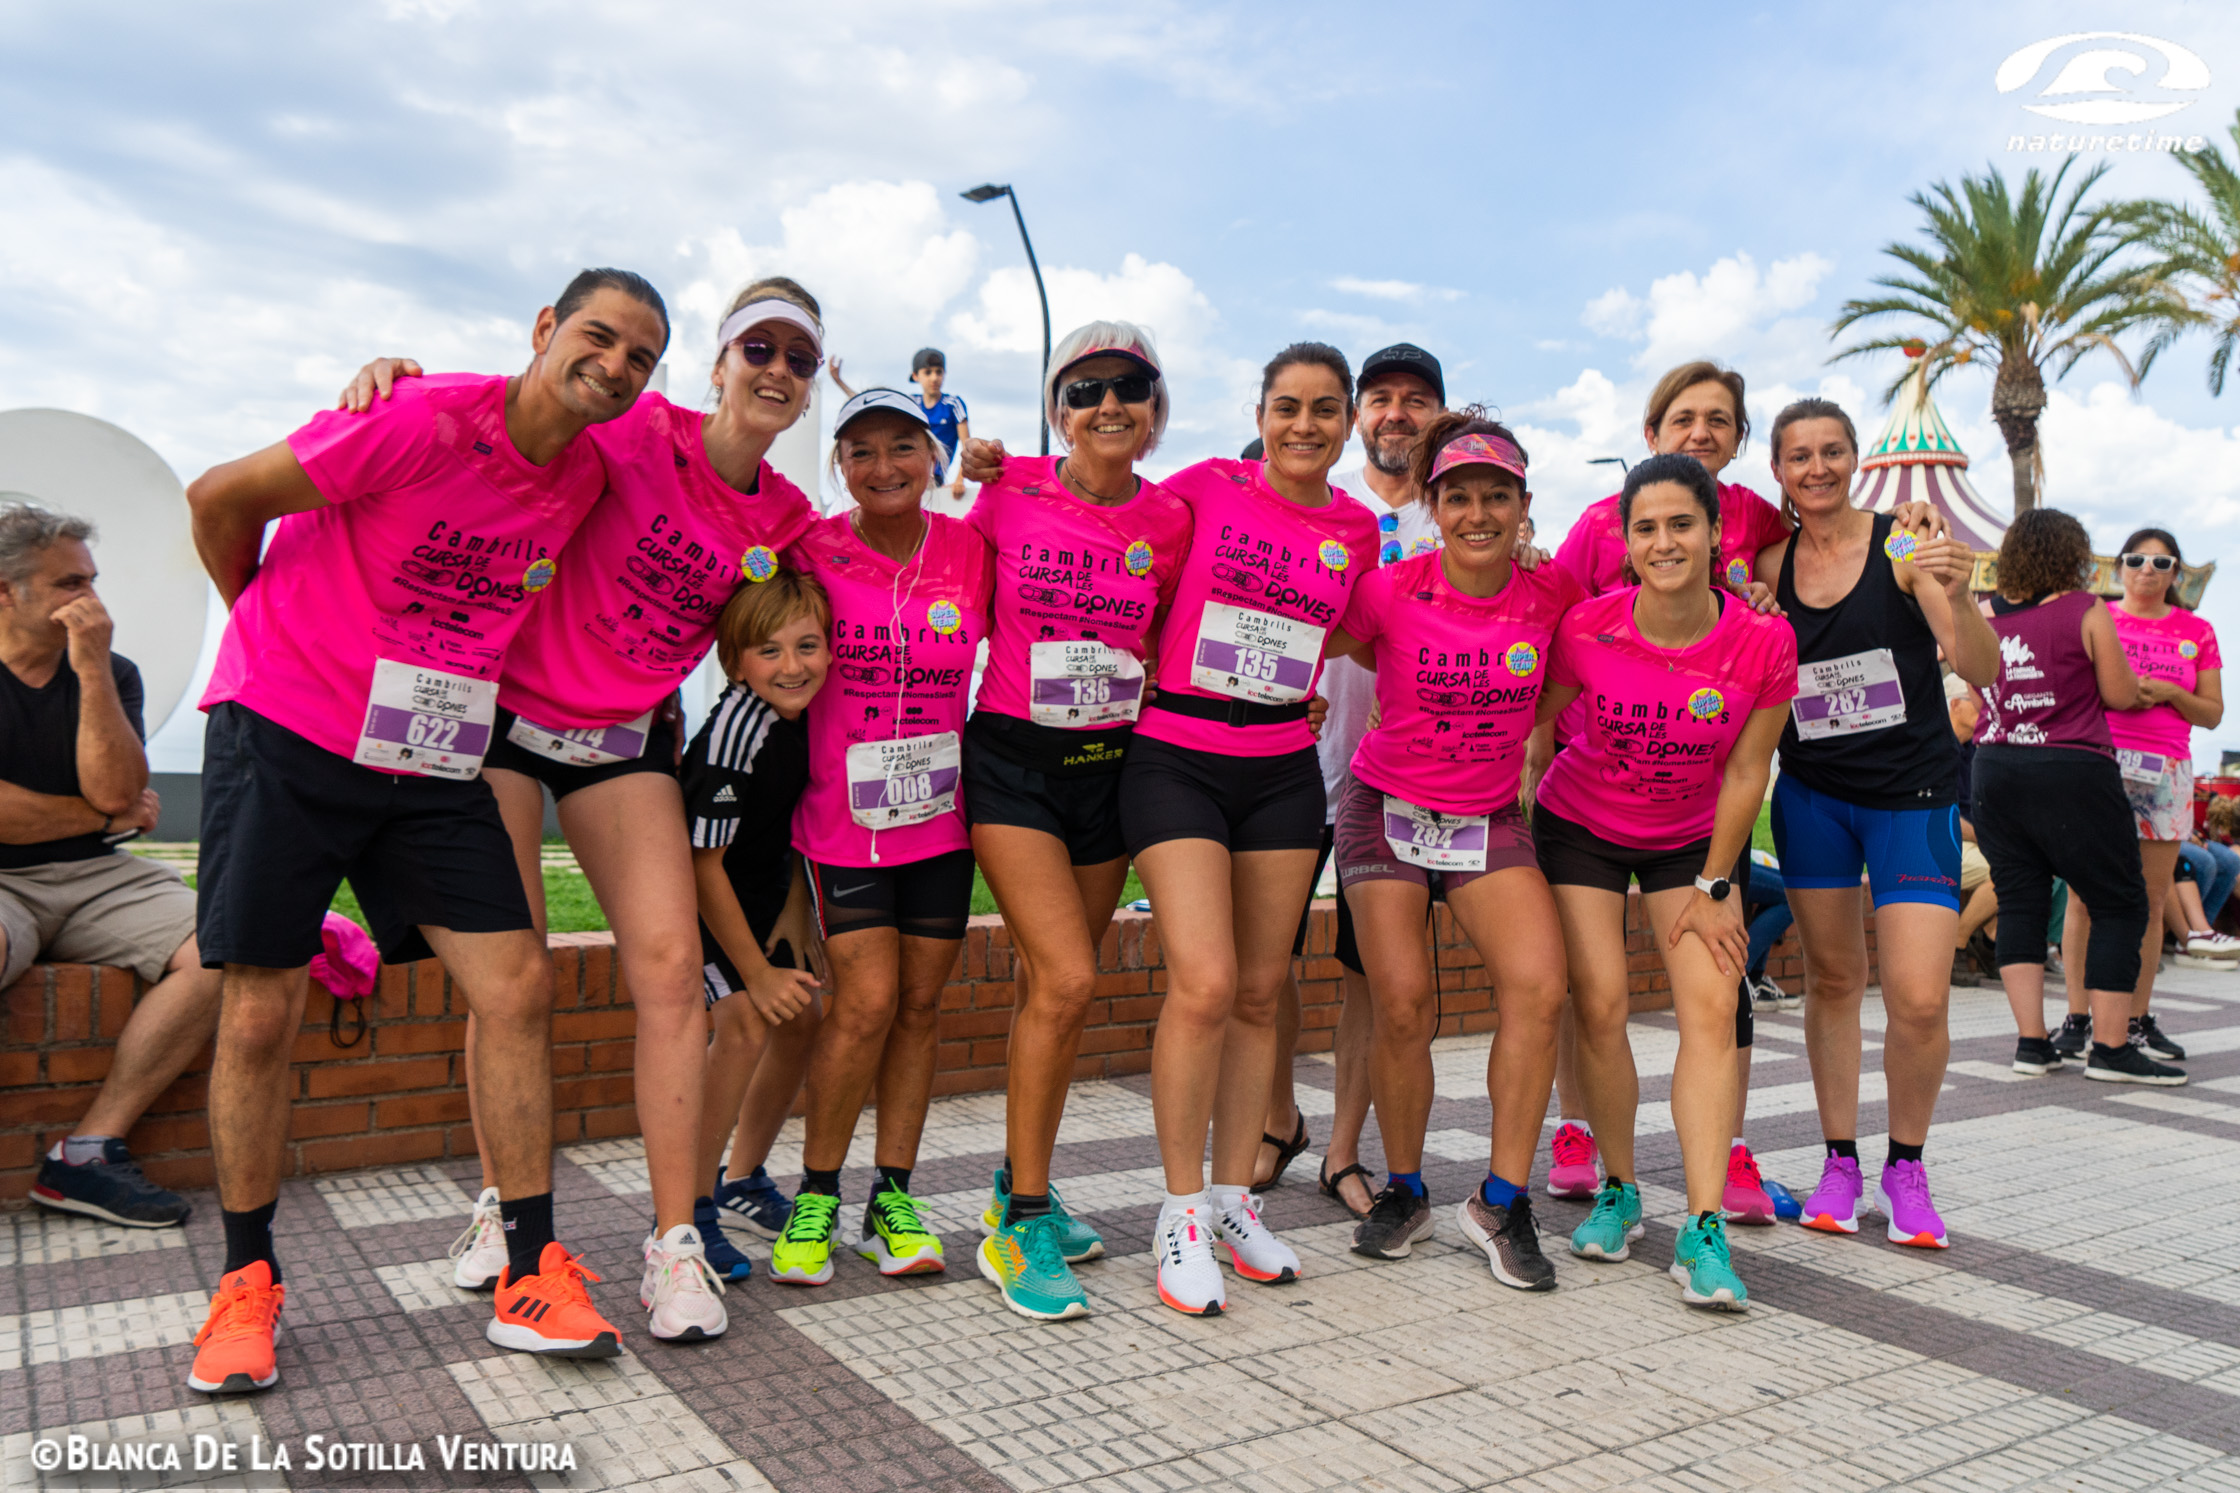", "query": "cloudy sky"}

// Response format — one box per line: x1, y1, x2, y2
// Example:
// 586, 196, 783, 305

6, 1, 2240, 765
